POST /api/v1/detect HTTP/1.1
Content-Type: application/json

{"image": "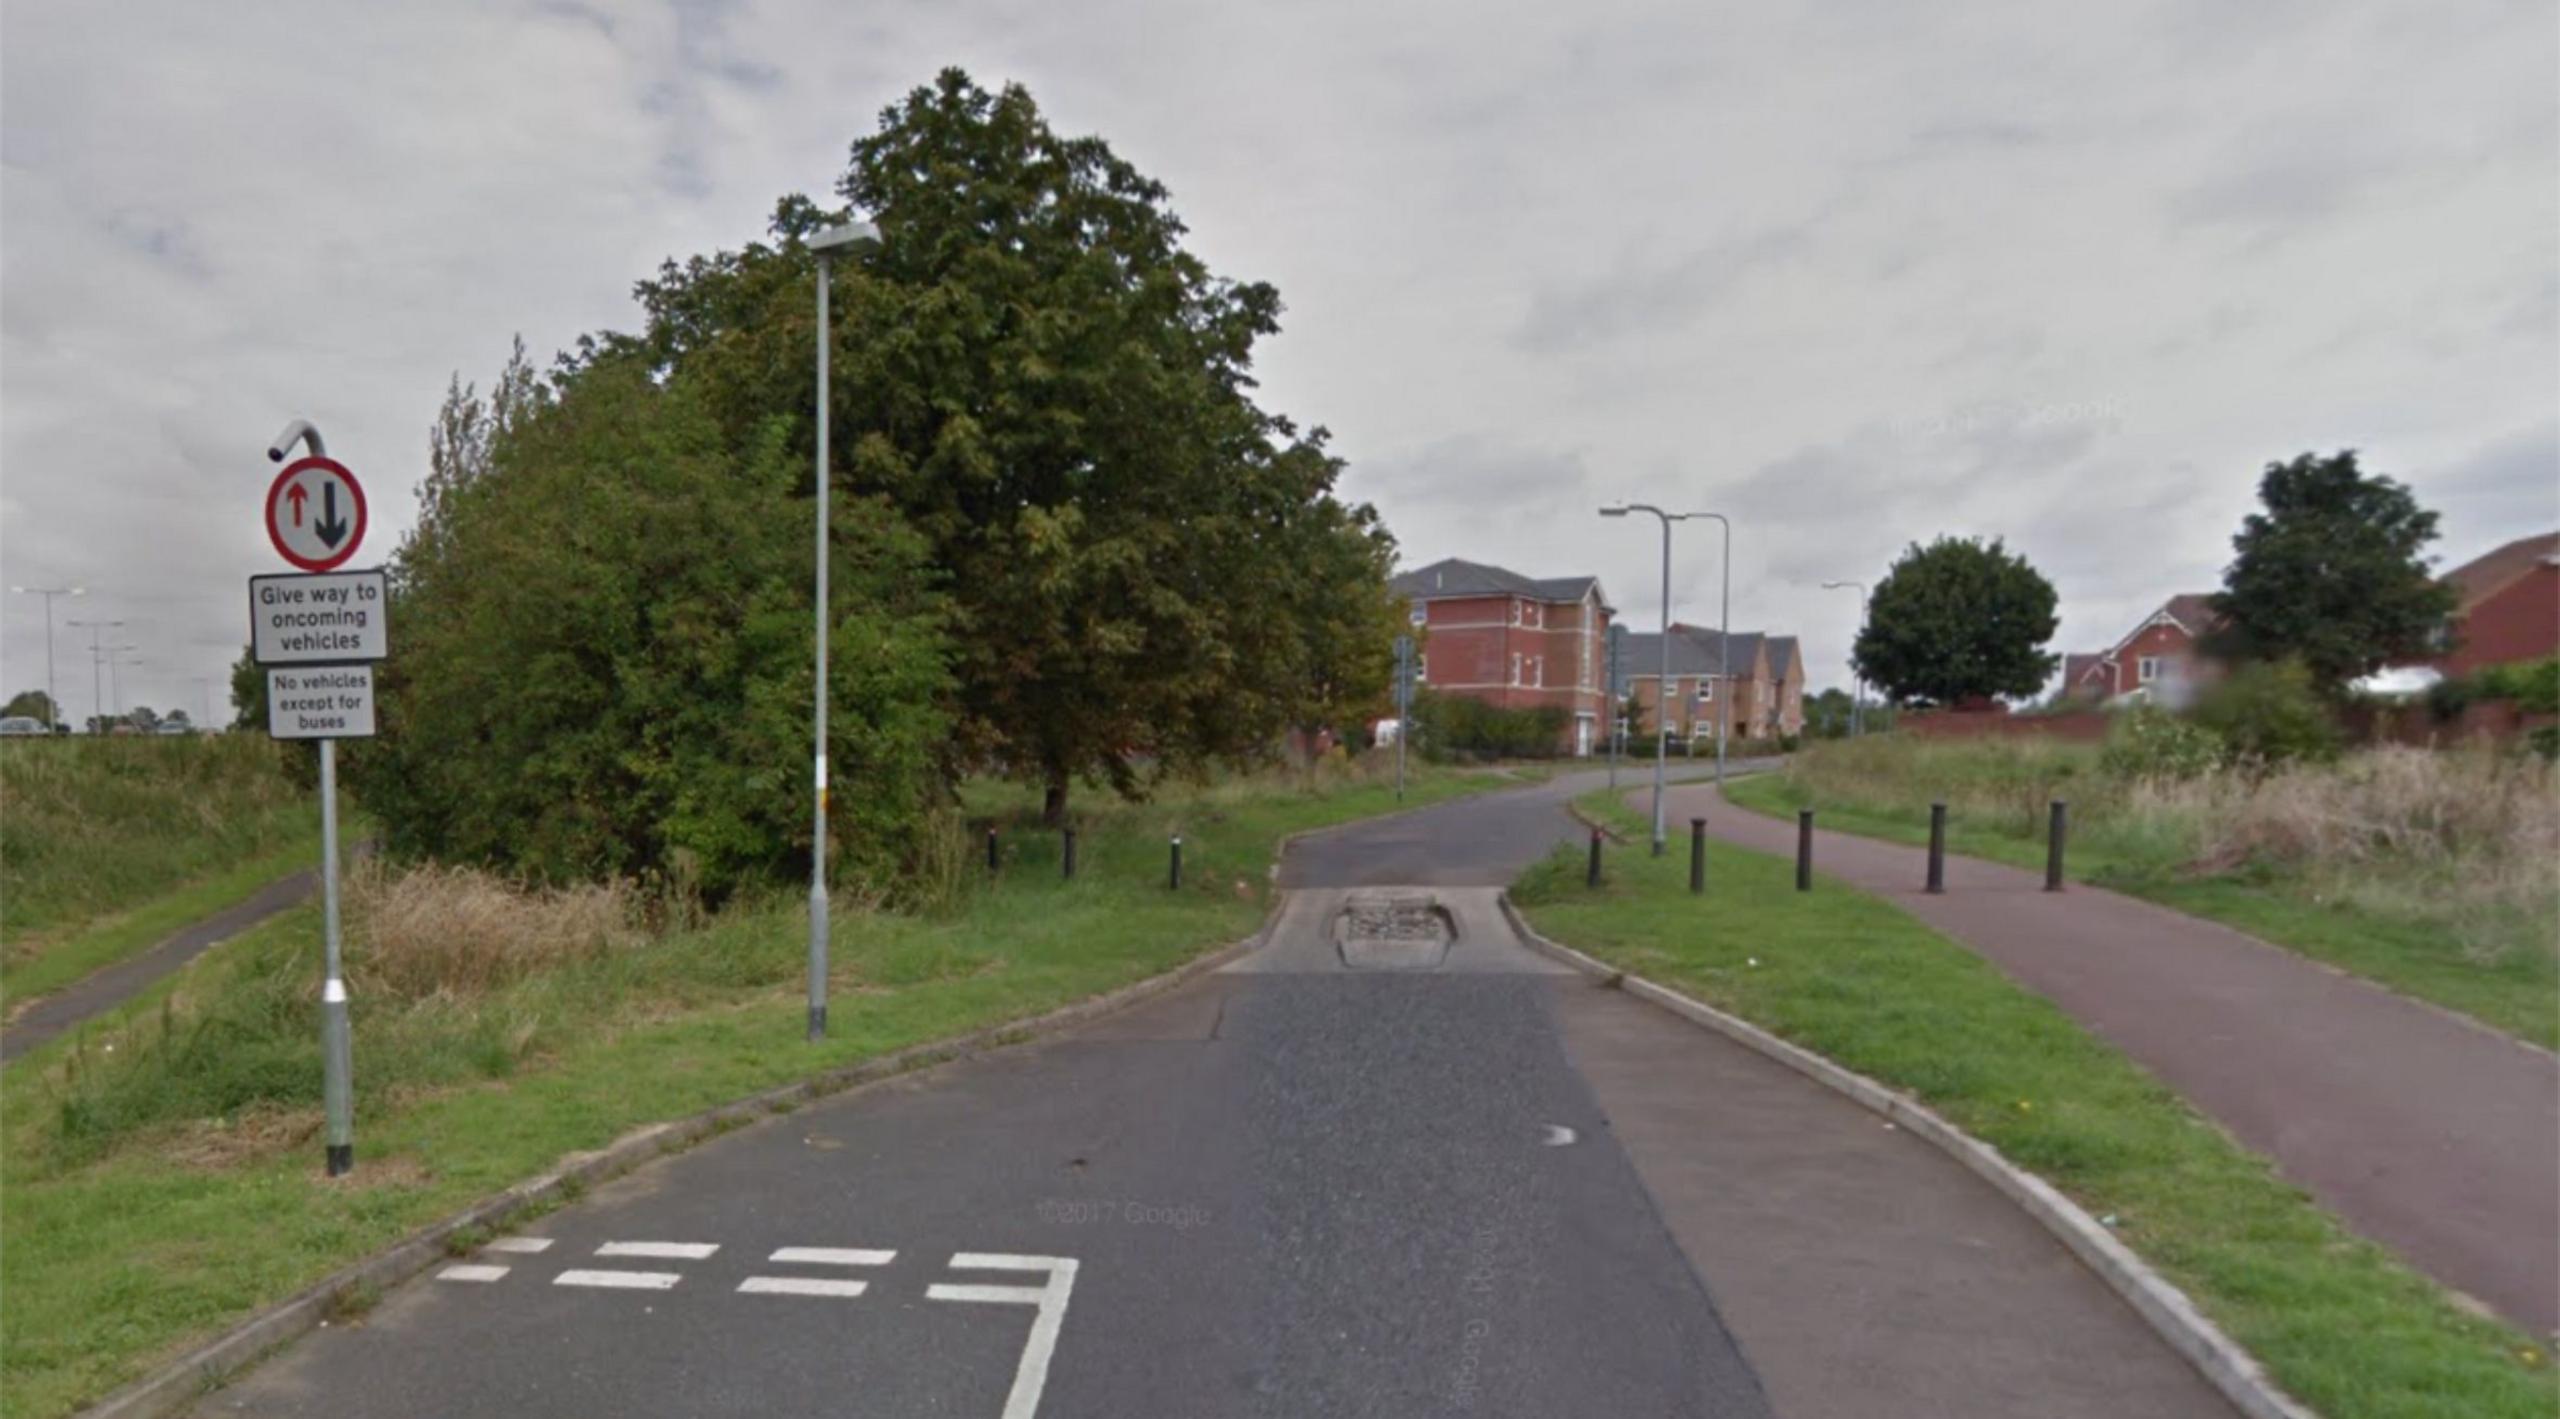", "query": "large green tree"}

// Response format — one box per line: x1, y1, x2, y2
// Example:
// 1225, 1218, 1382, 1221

2207, 451, 2456, 692
598, 68, 1380, 821
3, 689, 56, 724
1854, 537, 2059, 707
